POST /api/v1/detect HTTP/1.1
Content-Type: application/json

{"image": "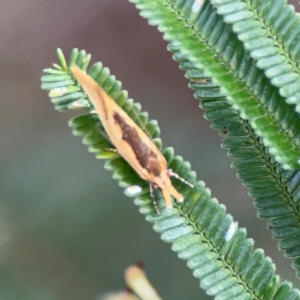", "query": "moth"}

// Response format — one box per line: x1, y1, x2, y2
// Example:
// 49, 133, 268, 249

71, 65, 192, 209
